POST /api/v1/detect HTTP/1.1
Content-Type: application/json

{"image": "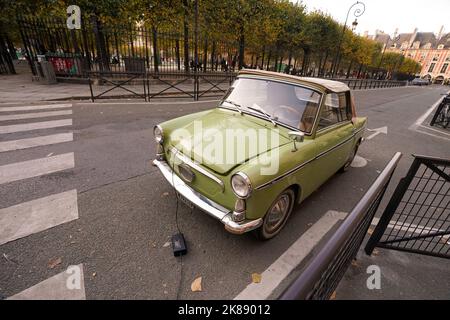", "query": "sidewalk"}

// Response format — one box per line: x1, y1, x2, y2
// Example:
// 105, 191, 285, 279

0, 62, 92, 103
0, 62, 229, 104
